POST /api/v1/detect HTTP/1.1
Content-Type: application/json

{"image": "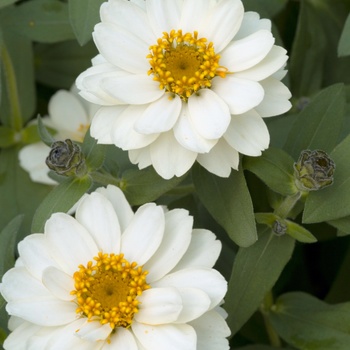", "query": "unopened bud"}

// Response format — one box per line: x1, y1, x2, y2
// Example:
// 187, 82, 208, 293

272, 220, 287, 236
46, 139, 86, 177
293, 150, 335, 192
